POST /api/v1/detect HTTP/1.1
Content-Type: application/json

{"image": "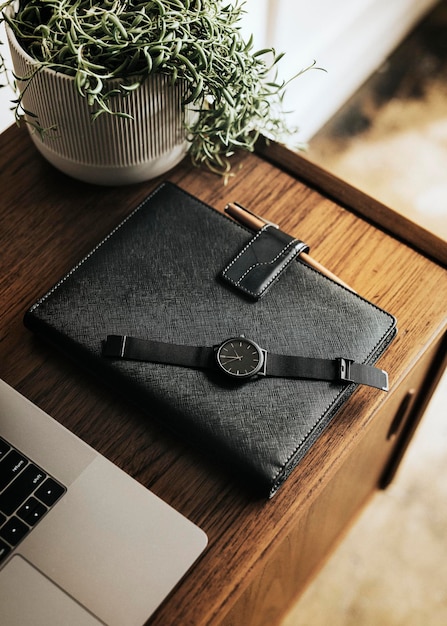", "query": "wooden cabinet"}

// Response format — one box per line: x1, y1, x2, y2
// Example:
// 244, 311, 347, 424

1, 126, 445, 625
222, 328, 446, 626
